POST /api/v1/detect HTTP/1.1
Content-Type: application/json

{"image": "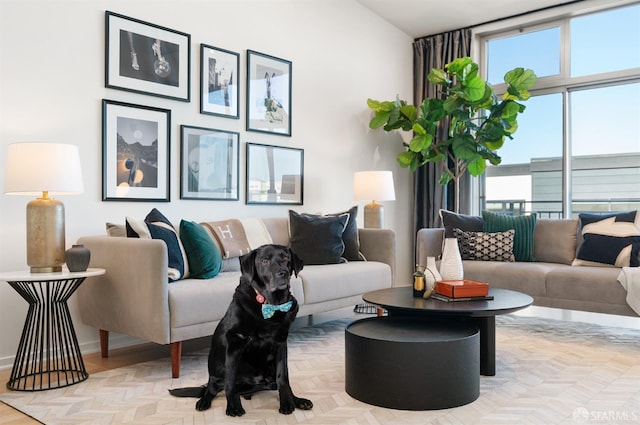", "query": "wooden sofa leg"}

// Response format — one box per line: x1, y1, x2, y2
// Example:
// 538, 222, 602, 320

99, 329, 109, 358
377, 308, 384, 317
171, 341, 182, 378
